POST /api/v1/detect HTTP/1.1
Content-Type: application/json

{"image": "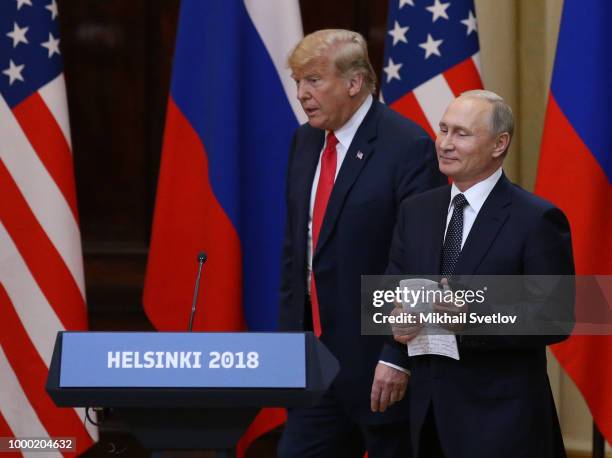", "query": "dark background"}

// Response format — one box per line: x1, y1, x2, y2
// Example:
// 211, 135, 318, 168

59, 0, 388, 331
57, 0, 388, 455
